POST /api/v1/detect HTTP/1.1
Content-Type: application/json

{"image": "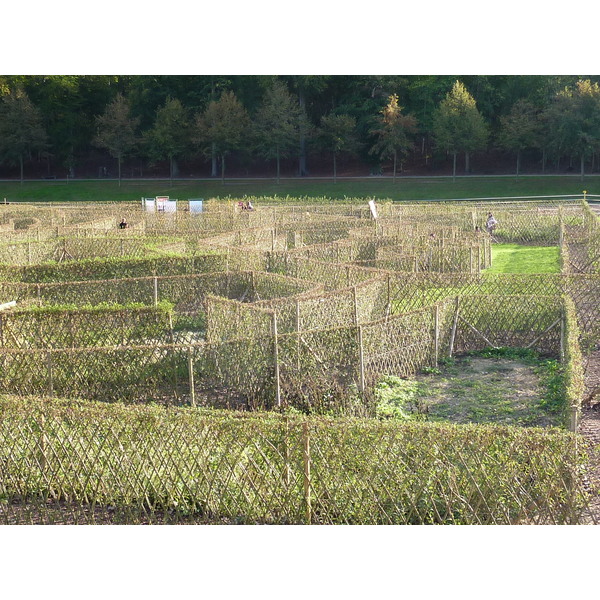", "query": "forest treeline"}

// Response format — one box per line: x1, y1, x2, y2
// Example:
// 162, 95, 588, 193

1, 75, 600, 181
